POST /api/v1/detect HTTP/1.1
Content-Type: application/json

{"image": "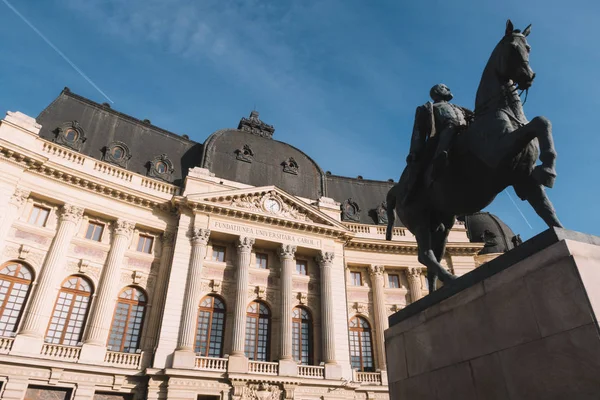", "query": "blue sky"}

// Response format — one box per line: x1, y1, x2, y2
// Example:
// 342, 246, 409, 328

0, 0, 599, 239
